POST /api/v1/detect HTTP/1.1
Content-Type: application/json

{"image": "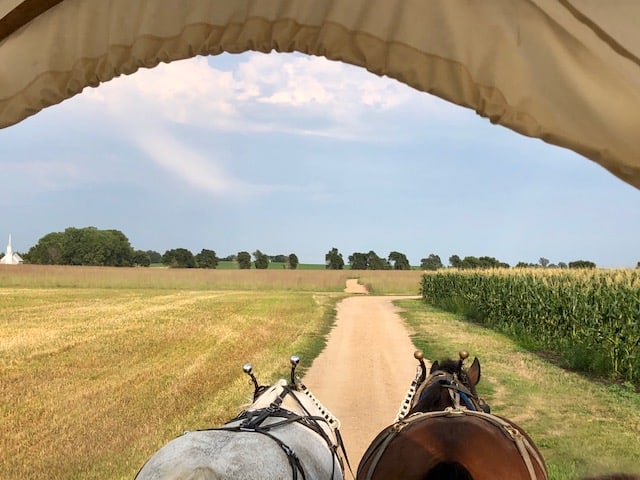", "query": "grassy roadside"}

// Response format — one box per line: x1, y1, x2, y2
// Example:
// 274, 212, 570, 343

396, 299, 640, 480
0, 288, 344, 479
